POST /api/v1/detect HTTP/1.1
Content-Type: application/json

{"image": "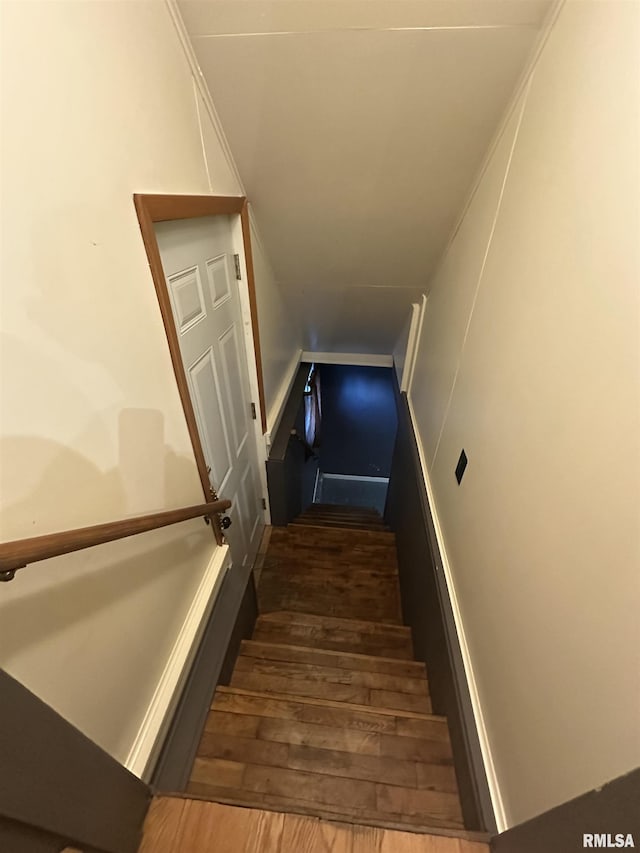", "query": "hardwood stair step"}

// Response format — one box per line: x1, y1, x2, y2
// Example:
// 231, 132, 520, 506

253, 611, 414, 659
273, 524, 395, 543
238, 640, 428, 679
187, 760, 463, 831
141, 795, 492, 849
292, 519, 390, 531
181, 787, 483, 842
258, 547, 404, 624
207, 694, 451, 768
265, 544, 399, 569
258, 556, 399, 577
230, 649, 432, 714
197, 732, 456, 791
214, 685, 447, 726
